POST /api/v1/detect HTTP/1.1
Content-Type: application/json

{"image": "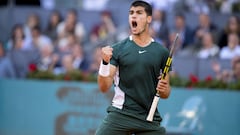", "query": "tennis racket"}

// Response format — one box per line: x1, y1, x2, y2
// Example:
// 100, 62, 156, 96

146, 33, 179, 121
